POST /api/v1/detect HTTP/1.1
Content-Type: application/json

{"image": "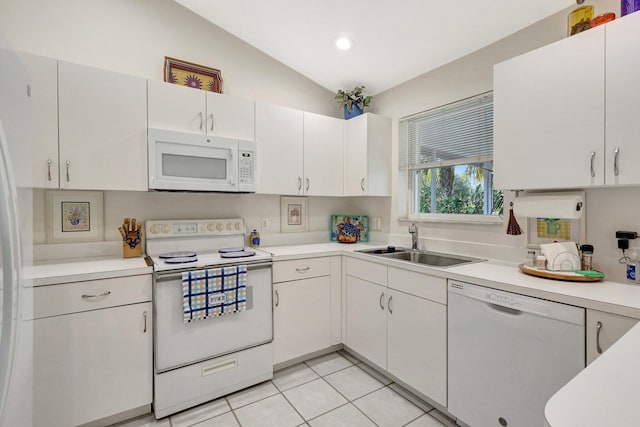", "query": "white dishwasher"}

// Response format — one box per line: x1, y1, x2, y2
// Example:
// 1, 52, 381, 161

448, 281, 584, 427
